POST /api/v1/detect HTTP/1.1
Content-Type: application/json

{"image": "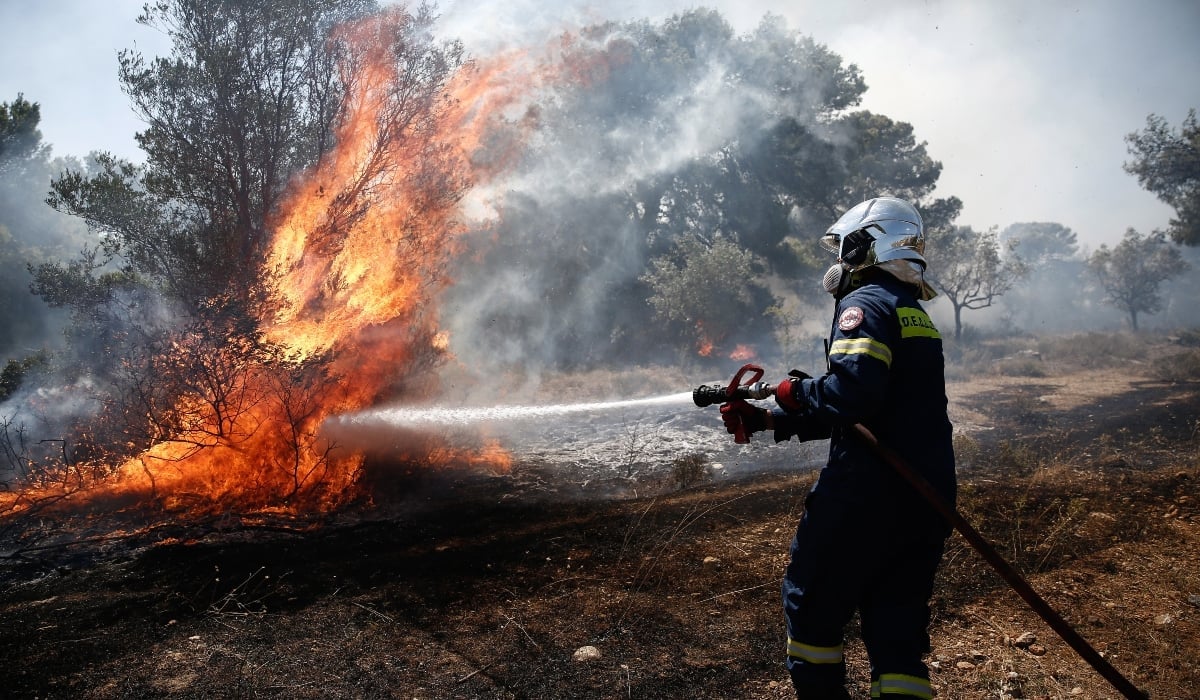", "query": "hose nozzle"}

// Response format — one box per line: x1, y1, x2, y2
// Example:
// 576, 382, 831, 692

692, 384, 728, 407
692, 381, 775, 407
